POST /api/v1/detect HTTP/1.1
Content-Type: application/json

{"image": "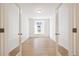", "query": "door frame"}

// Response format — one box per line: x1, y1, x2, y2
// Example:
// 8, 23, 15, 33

0, 4, 4, 56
